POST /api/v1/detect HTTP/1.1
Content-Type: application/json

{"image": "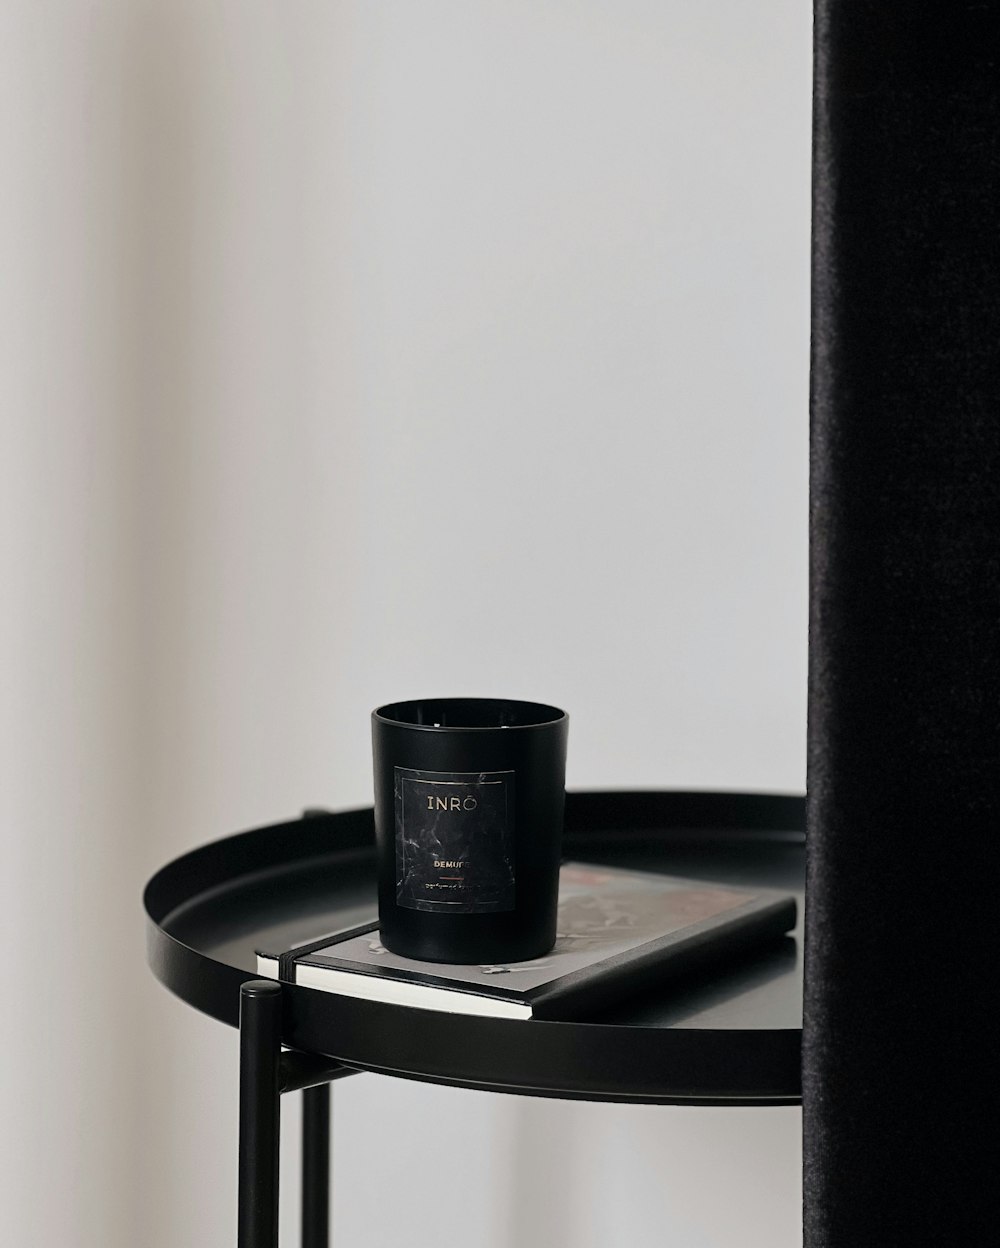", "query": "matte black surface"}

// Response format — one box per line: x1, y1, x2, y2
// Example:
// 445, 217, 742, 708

301, 1085, 330, 1248
807, 3, 999, 1243
145, 790, 805, 1105
238, 981, 282, 1248
278, 1052, 357, 1096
